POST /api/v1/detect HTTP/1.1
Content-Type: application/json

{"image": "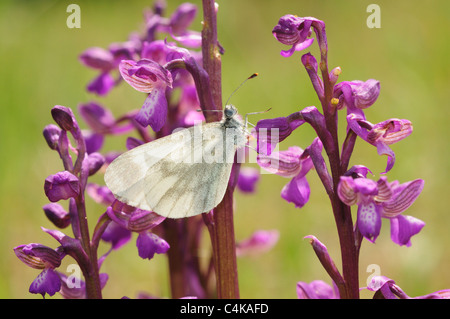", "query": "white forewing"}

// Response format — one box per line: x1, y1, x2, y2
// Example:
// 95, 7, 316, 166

104, 121, 244, 218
